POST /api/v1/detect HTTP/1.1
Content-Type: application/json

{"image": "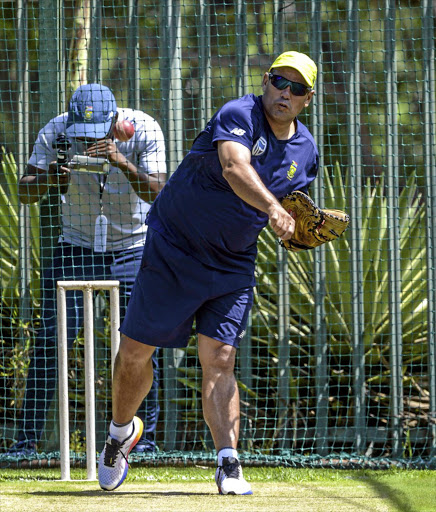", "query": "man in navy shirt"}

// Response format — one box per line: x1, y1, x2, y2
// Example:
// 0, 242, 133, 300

98, 51, 319, 494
